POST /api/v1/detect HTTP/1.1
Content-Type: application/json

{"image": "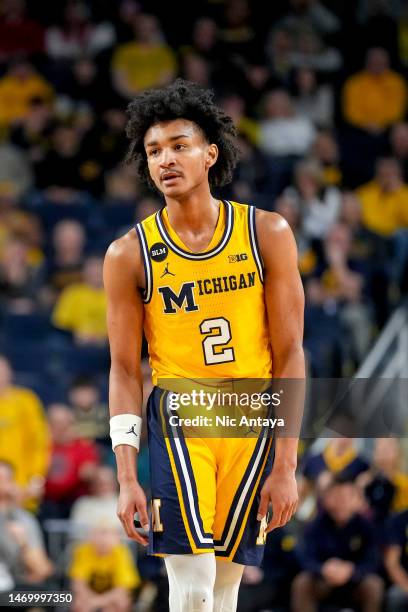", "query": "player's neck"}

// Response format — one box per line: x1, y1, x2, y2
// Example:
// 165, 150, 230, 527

164, 184, 219, 234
